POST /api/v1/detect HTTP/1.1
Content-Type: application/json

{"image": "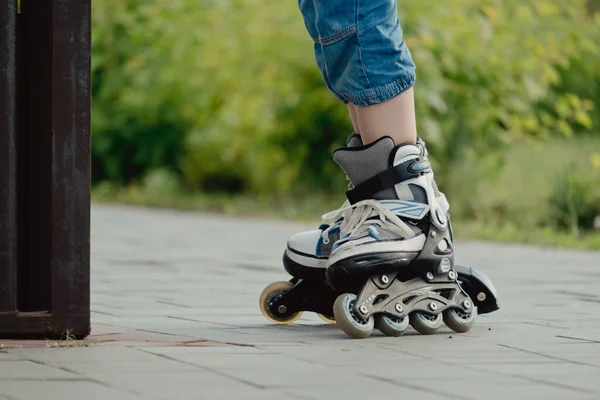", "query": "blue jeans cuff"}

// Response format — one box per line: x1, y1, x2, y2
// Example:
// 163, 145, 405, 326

344, 75, 416, 106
